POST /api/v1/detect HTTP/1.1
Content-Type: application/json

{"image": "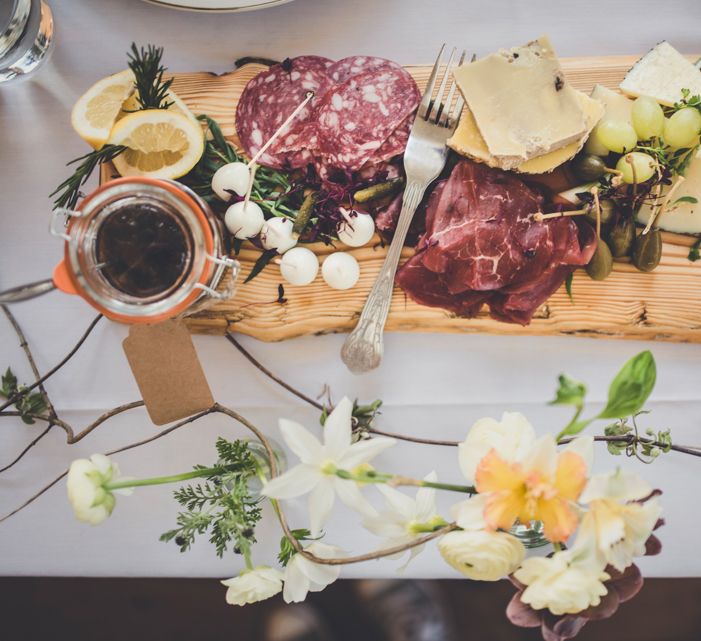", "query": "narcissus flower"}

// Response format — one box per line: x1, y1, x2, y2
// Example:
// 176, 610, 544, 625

474, 435, 593, 543
221, 566, 283, 605
262, 397, 395, 536
282, 542, 344, 603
